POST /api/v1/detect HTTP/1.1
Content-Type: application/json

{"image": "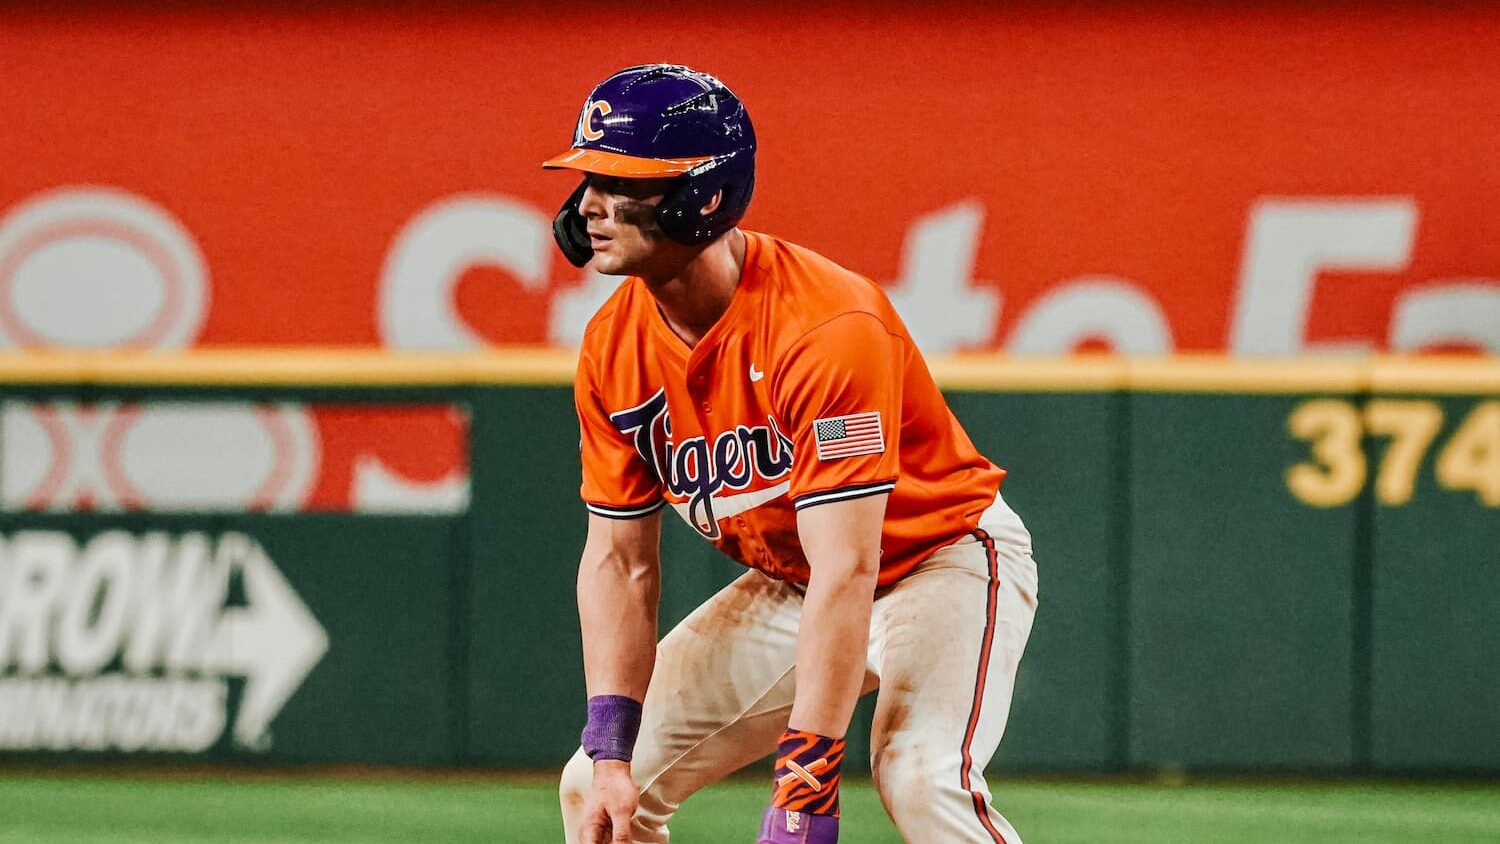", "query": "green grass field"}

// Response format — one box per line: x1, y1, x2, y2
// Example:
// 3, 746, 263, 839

1, 772, 1497, 843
